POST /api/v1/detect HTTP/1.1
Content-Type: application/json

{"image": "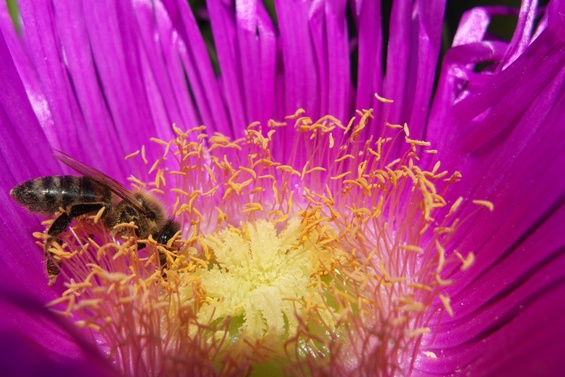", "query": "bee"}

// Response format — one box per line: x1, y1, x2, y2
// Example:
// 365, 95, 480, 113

10, 151, 180, 284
